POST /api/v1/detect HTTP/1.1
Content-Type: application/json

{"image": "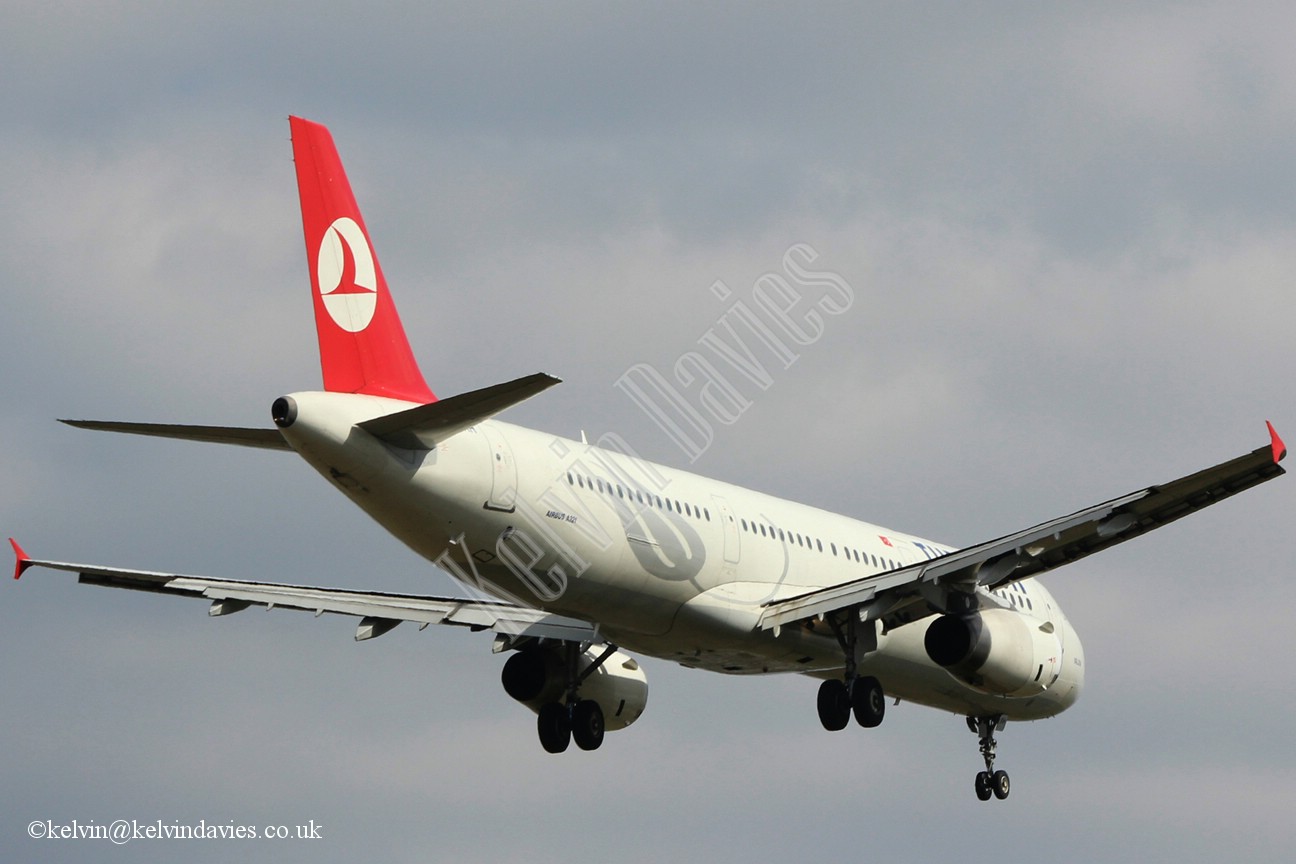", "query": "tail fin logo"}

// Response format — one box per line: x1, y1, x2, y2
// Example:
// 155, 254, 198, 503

317, 217, 378, 333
